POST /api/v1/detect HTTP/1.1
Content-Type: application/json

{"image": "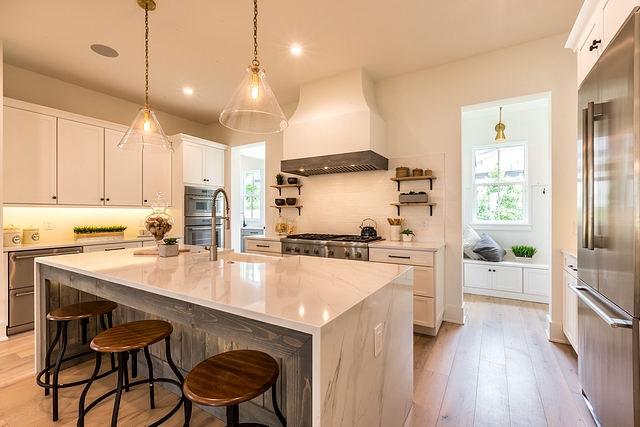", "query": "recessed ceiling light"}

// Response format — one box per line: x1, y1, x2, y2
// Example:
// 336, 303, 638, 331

90, 44, 119, 58
183, 88, 194, 95
291, 45, 302, 55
